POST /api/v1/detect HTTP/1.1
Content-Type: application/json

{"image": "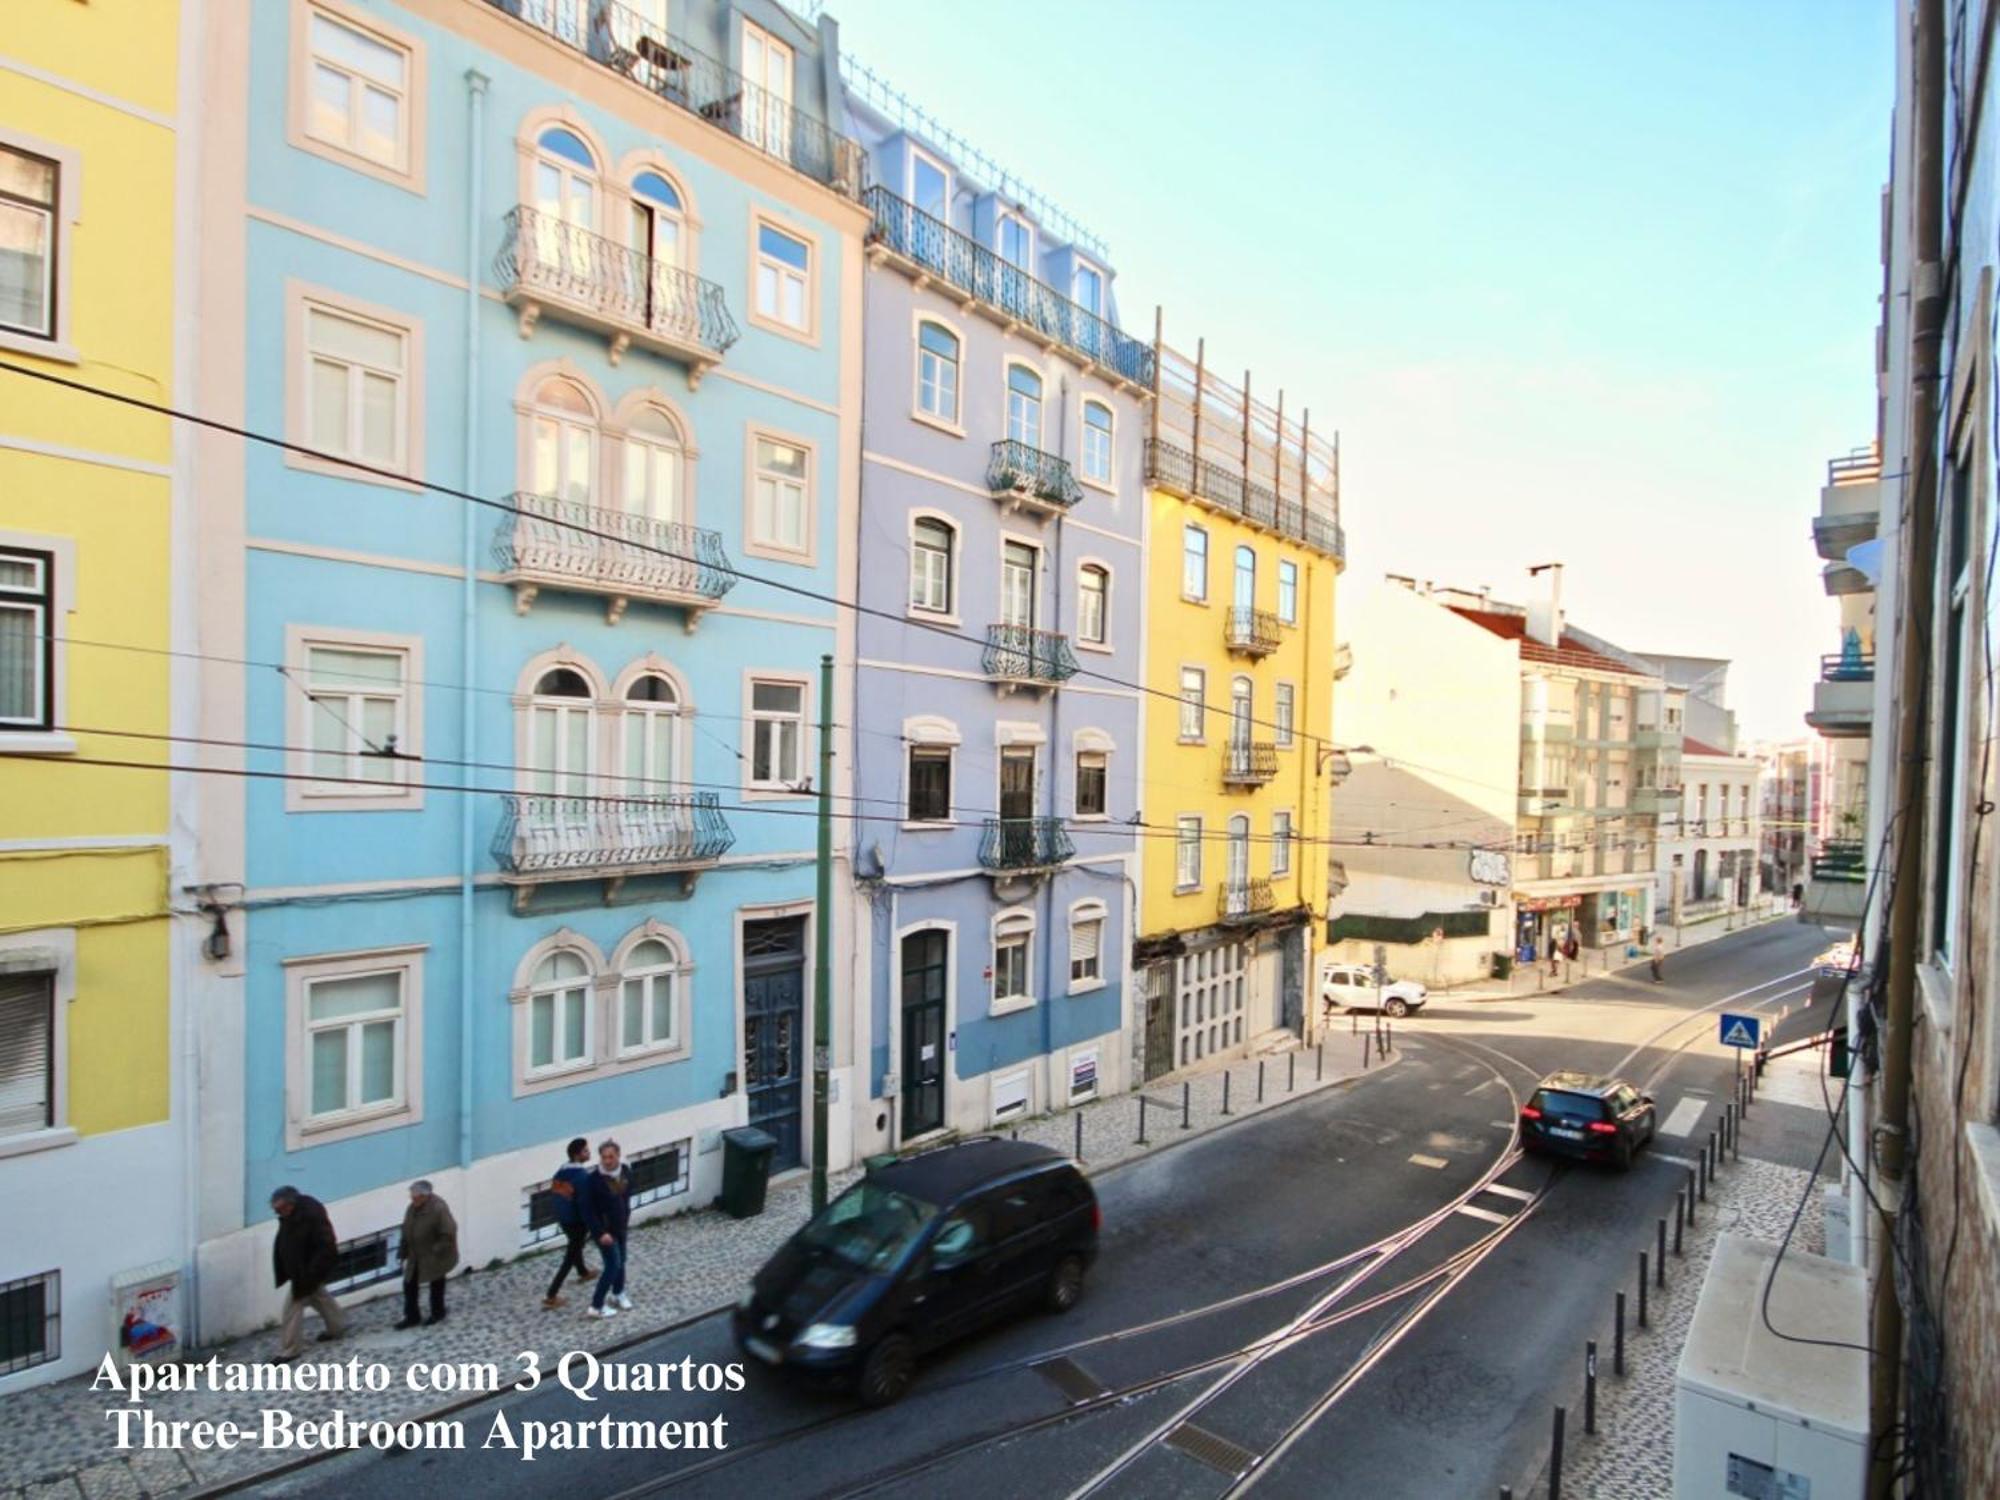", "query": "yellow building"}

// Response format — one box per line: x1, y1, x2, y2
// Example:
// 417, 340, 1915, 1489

1135, 336, 1342, 1081
0, 0, 188, 1386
